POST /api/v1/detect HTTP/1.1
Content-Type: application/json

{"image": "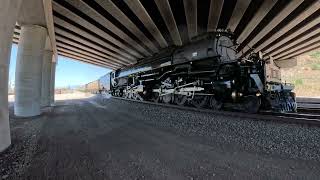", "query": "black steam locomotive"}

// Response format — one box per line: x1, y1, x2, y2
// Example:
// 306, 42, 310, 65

98, 31, 296, 113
